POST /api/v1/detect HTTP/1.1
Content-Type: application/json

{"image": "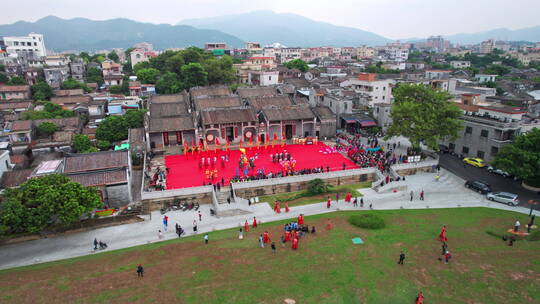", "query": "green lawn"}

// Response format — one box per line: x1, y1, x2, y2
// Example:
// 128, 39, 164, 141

258, 181, 371, 208
0, 208, 539, 304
